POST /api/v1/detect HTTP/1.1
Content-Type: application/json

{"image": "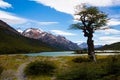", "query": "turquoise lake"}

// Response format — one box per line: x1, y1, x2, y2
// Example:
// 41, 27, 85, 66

22, 51, 120, 56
